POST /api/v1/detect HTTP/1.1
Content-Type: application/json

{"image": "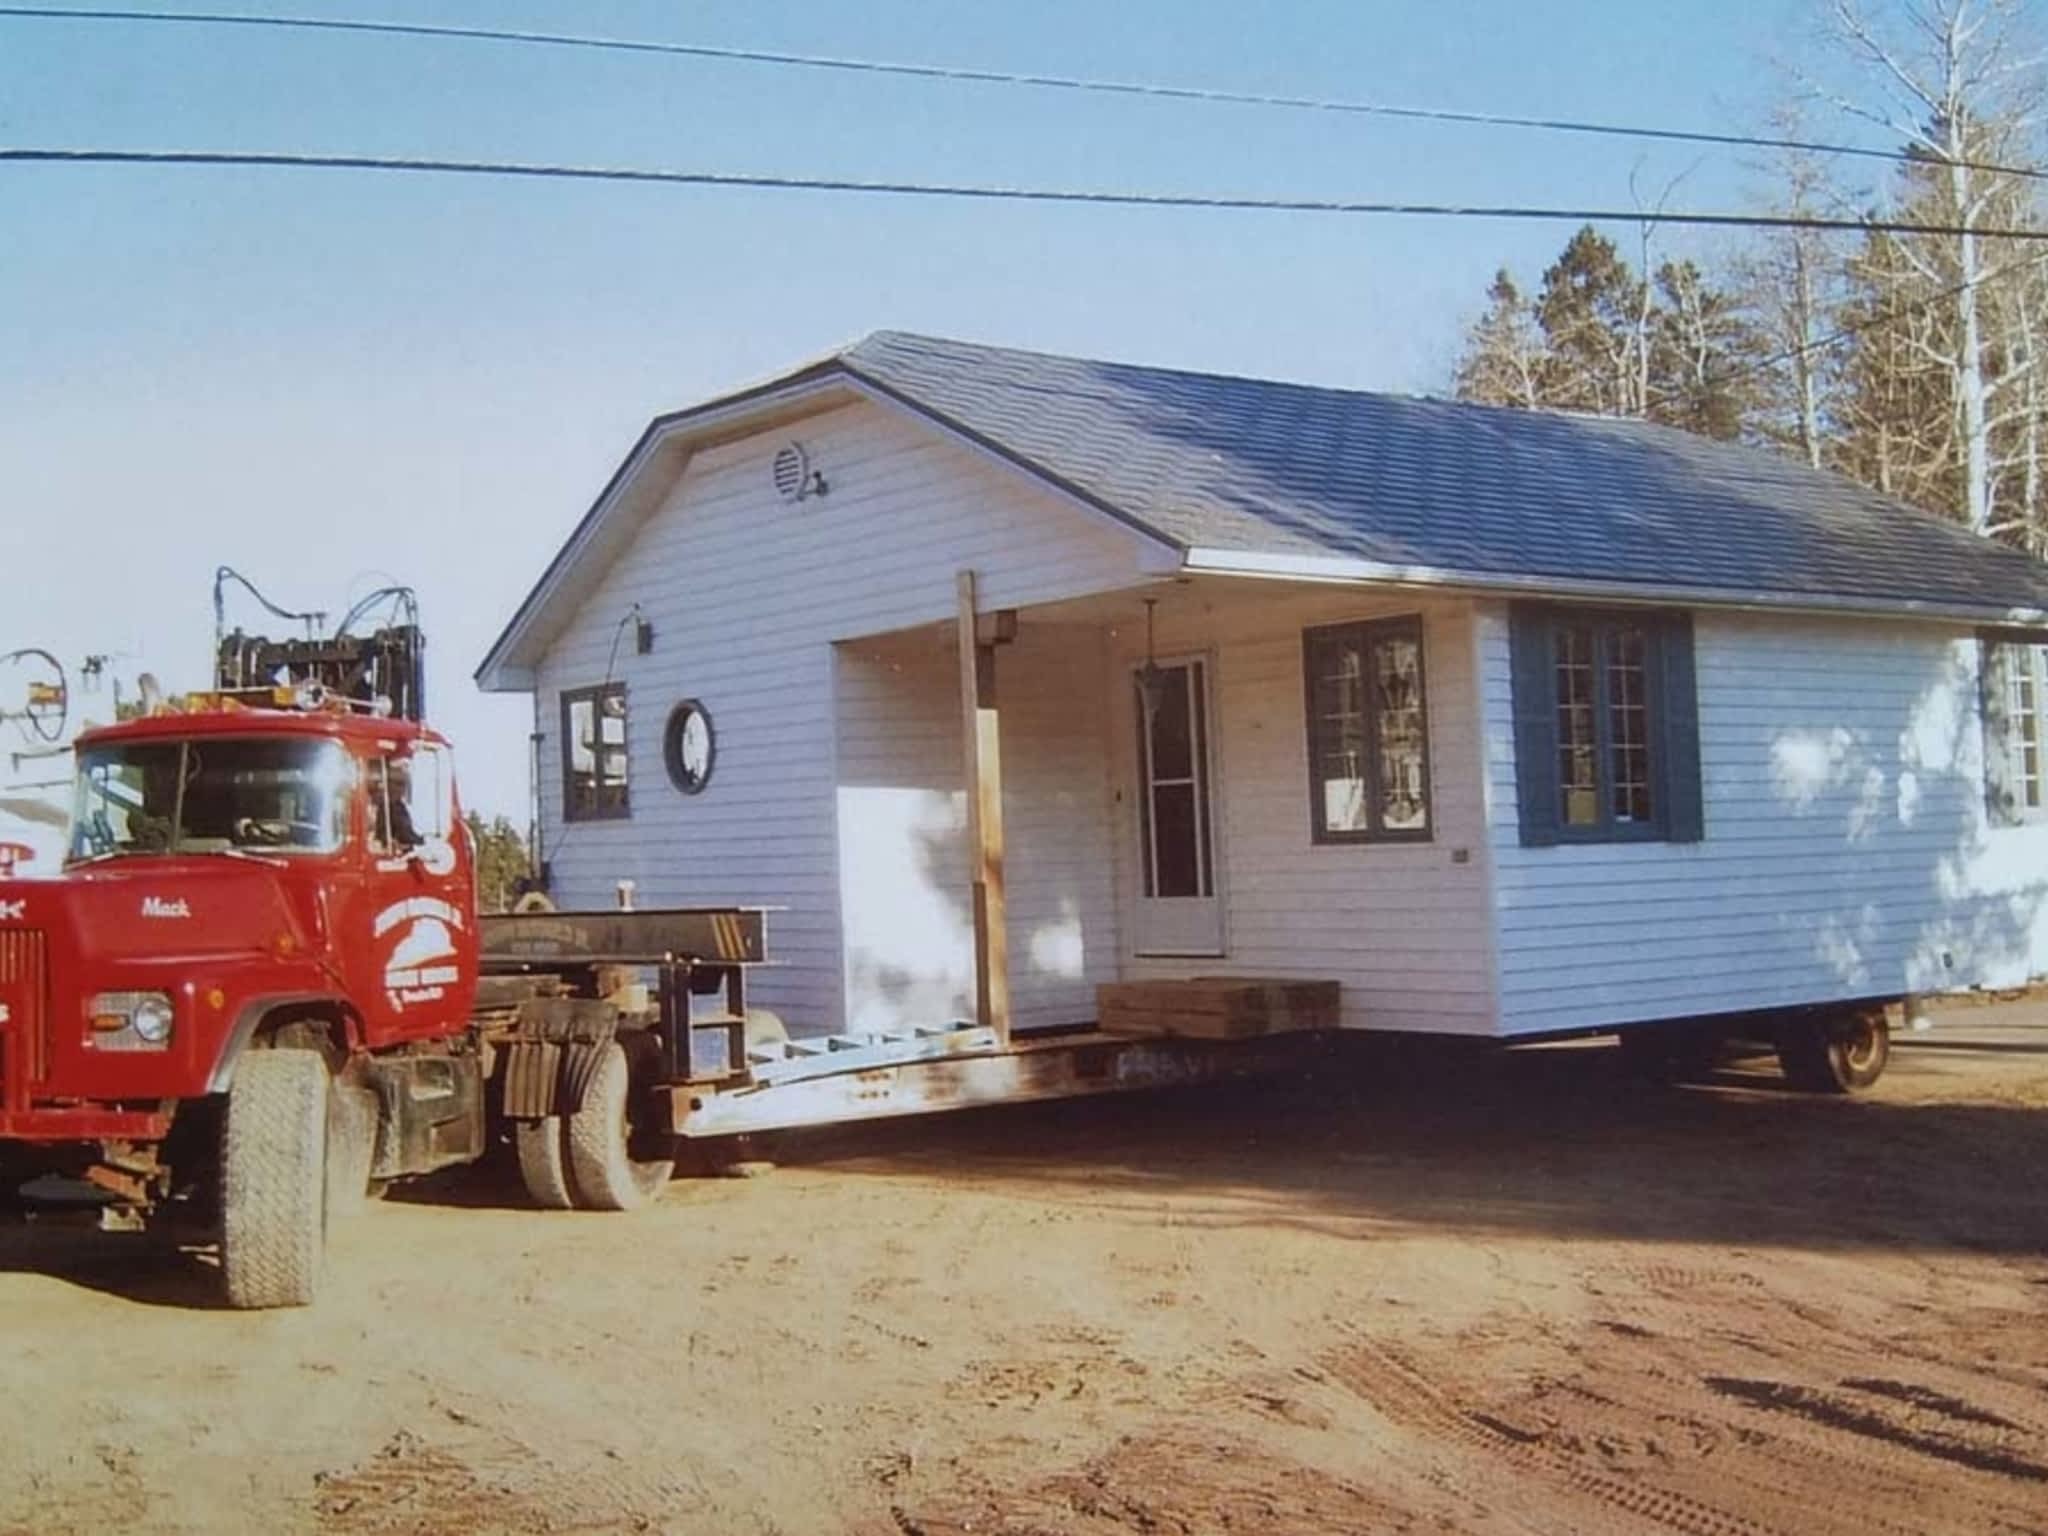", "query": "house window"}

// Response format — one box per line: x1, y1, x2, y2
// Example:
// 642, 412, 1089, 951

1508, 604, 1702, 846
561, 683, 629, 821
1982, 639, 2048, 823
1302, 616, 1432, 843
